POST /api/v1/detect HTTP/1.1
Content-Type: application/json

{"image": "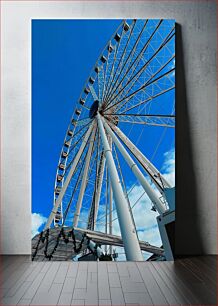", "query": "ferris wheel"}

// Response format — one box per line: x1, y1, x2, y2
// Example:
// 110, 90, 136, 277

32, 19, 175, 262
